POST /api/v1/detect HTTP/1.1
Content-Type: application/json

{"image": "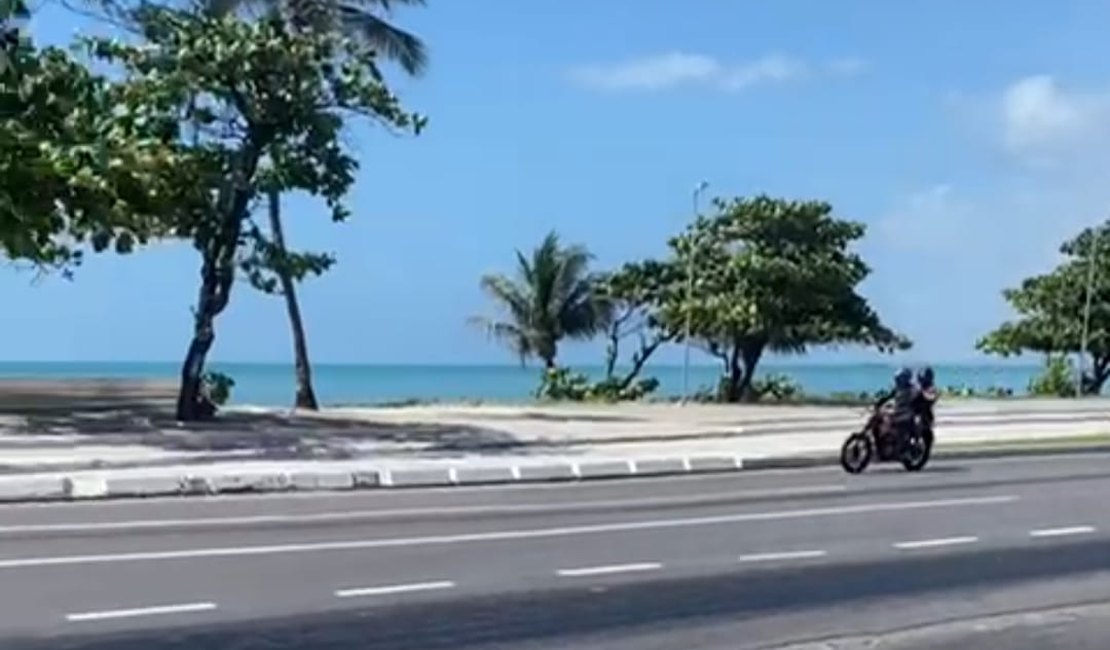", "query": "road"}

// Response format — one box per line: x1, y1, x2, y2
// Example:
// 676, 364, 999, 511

2, 452, 1110, 648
